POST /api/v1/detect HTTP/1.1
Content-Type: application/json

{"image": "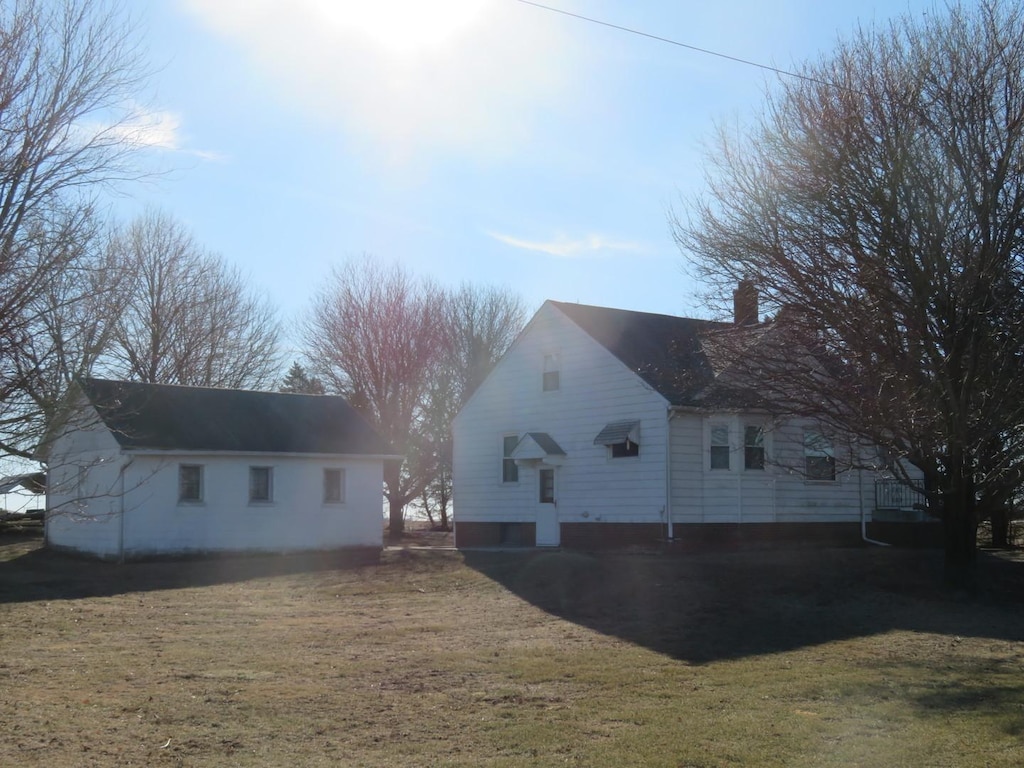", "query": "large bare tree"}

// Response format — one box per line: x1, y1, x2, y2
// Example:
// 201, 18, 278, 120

103, 210, 283, 390
675, 0, 1024, 588
304, 258, 452, 539
418, 284, 527, 529
0, 0, 150, 457
11, 207, 130, 457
